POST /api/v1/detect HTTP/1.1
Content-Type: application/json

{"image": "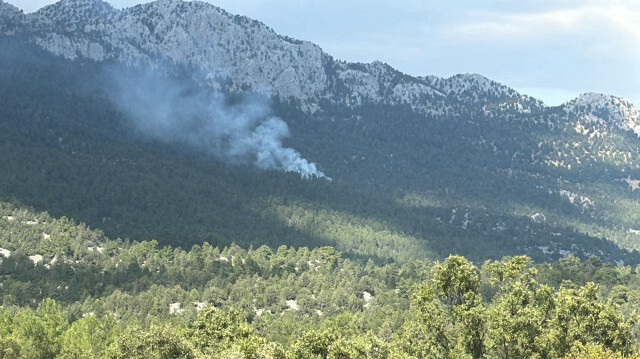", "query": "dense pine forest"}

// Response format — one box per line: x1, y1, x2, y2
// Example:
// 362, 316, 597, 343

2, 201, 640, 358
0, 36, 637, 267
